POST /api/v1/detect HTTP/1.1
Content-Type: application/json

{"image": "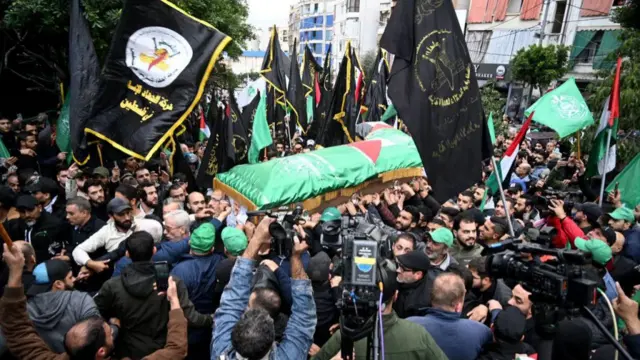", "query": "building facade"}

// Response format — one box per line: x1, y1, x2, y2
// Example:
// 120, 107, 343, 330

288, 0, 335, 65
